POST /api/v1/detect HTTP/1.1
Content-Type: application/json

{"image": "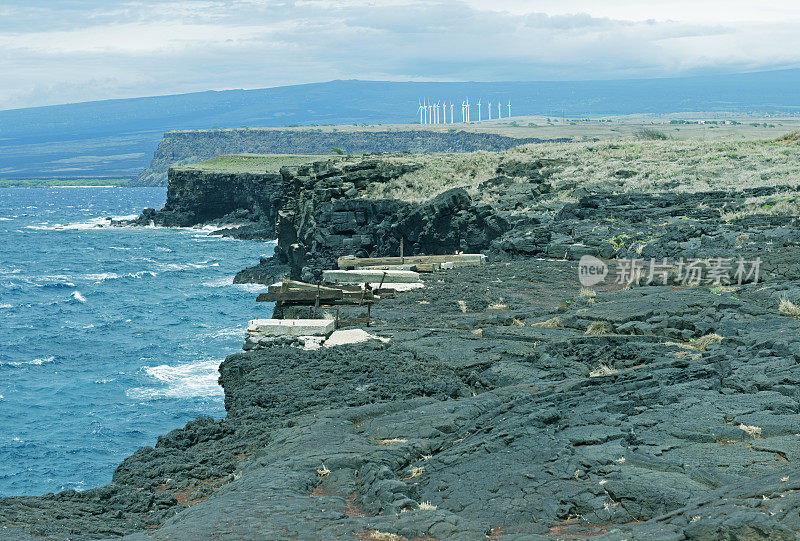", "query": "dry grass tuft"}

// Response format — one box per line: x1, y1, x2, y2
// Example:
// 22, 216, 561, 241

579, 287, 597, 298
511, 318, 526, 327
533, 316, 563, 328
358, 530, 404, 541
418, 501, 437, 510
694, 333, 723, 351
456, 300, 467, 313
377, 438, 407, 446
487, 298, 508, 310
402, 466, 425, 480
779, 297, 800, 319
316, 464, 331, 478
585, 321, 613, 335
738, 424, 763, 438
589, 364, 618, 377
